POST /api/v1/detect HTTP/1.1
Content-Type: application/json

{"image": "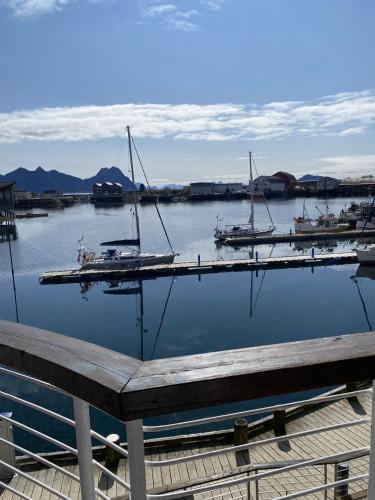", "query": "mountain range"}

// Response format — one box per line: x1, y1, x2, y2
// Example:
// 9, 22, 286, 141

0, 166, 136, 194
